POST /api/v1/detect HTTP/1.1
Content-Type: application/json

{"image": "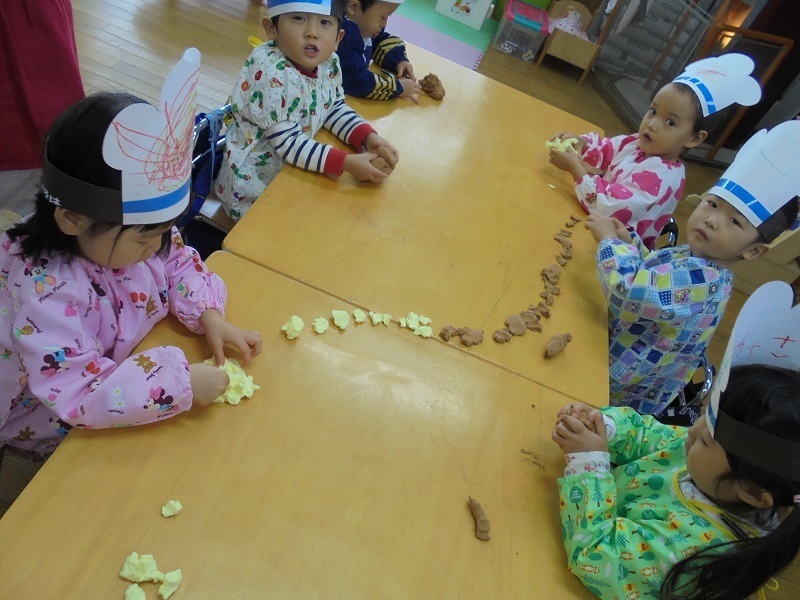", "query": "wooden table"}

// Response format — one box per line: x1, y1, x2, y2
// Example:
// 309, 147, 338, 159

0, 252, 592, 599
224, 44, 608, 404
